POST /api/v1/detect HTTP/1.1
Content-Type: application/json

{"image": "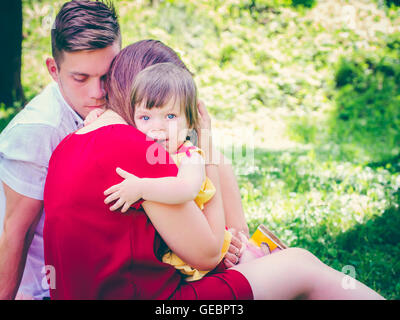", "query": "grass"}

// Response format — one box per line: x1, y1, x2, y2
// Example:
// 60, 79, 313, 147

231, 146, 400, 299
1, 0, 399, 299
